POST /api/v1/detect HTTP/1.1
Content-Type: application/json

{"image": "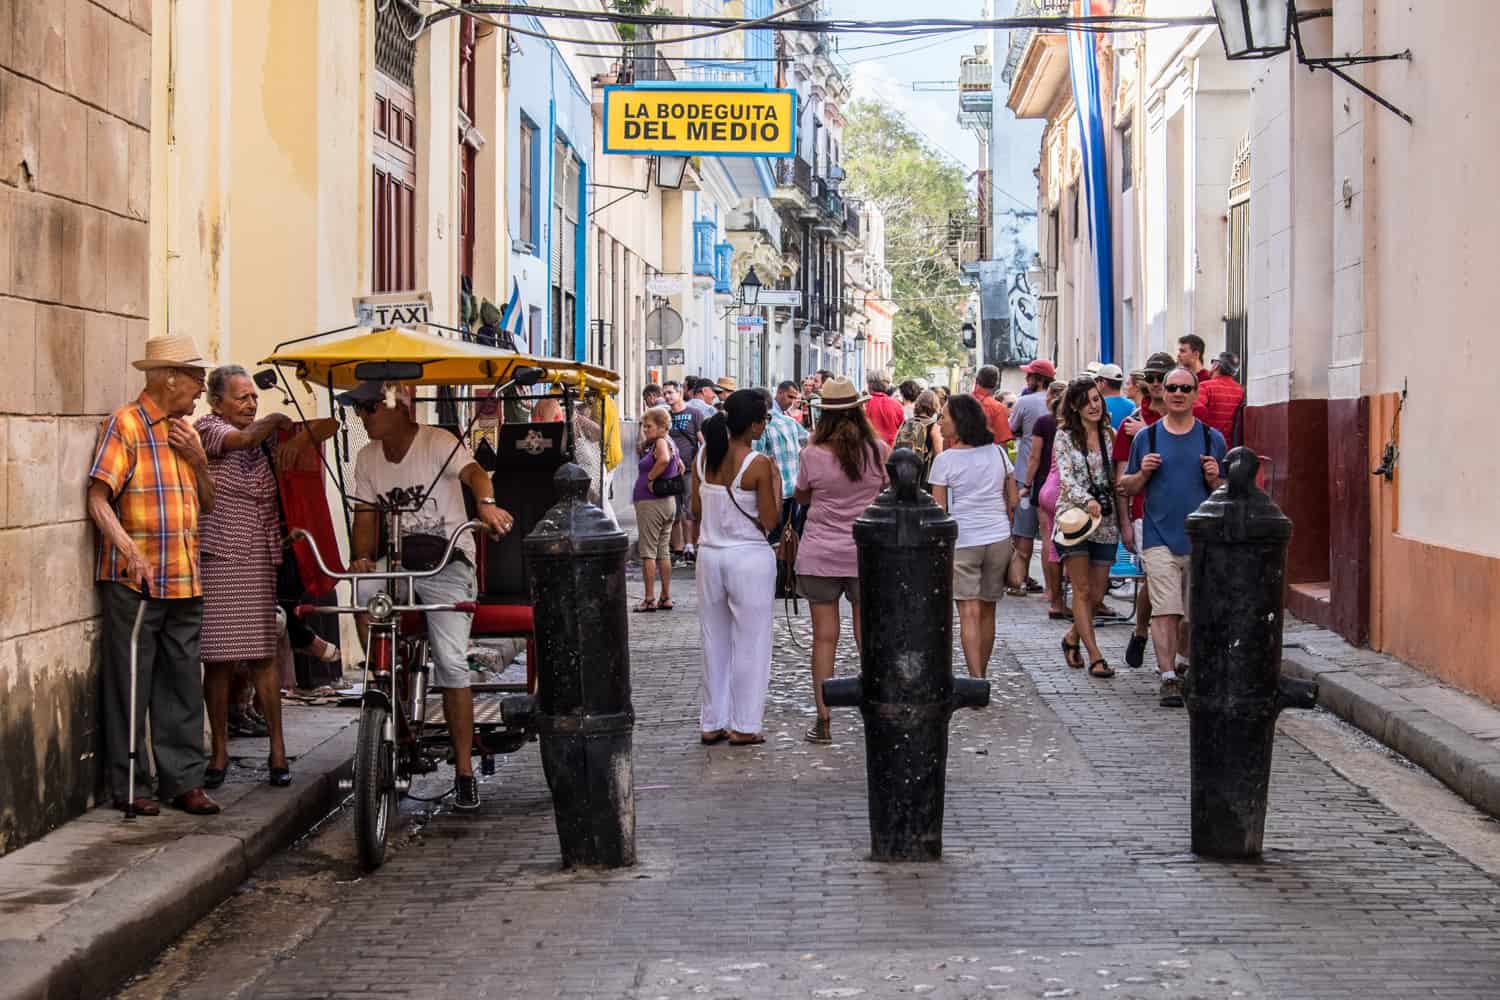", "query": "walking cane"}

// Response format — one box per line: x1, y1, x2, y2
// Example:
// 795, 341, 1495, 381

124, 579, 150, 821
